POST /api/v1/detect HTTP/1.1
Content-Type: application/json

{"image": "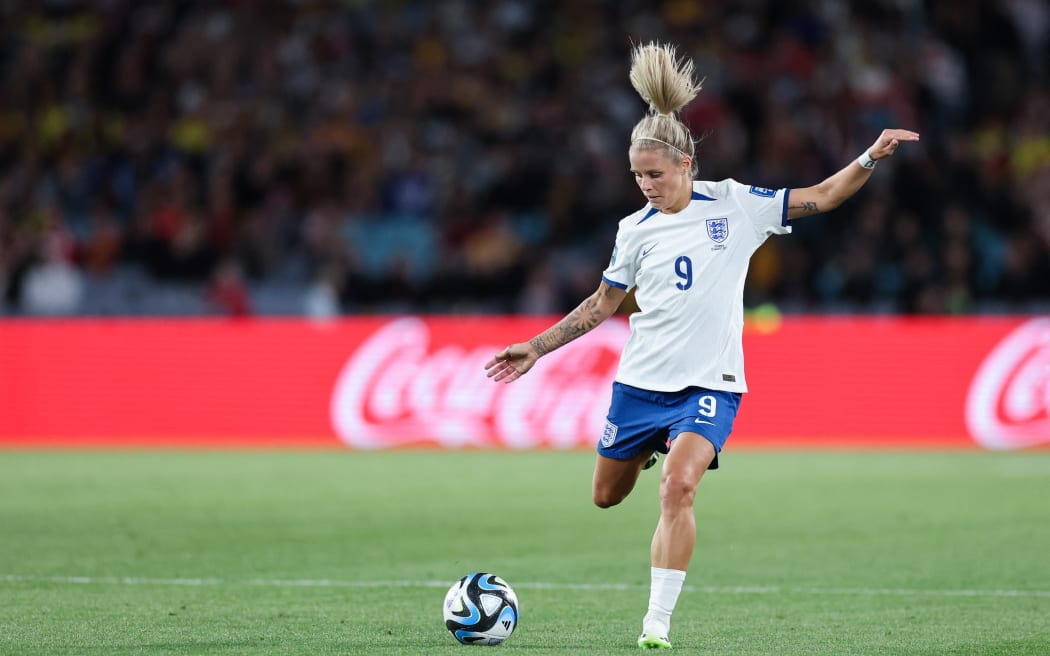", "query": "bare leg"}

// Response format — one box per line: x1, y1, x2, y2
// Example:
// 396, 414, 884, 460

651, 432, 715, 569
639, 432, 716, 644
592, 450, 655, 508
